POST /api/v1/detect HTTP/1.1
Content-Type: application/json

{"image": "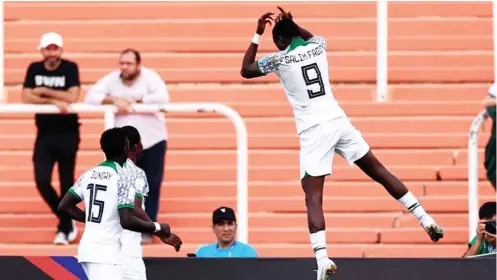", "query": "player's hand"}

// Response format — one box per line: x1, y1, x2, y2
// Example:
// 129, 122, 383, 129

276, 6, 293, 23
152, 223, 172, 239
114, 98, 132, 114
52, 100, 70, 114
256, 12, 274, 35
161, 233, 183, 252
